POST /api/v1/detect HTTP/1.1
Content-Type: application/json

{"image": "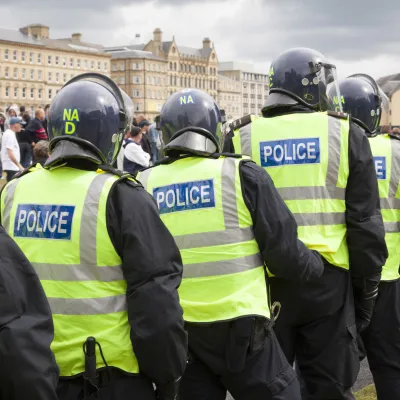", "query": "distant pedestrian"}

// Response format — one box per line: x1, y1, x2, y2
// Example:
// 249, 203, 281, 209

149, 123, 161, 163
1, 117, 23, 181
33, 140, 50, 166
123, 126, 150, 175
26, 108, 47, 144
43, 104, 50, 134
18, 112, 34, 168
4, 104, 19, 131
138, 120, 153, 159
19, 105, 26, 116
